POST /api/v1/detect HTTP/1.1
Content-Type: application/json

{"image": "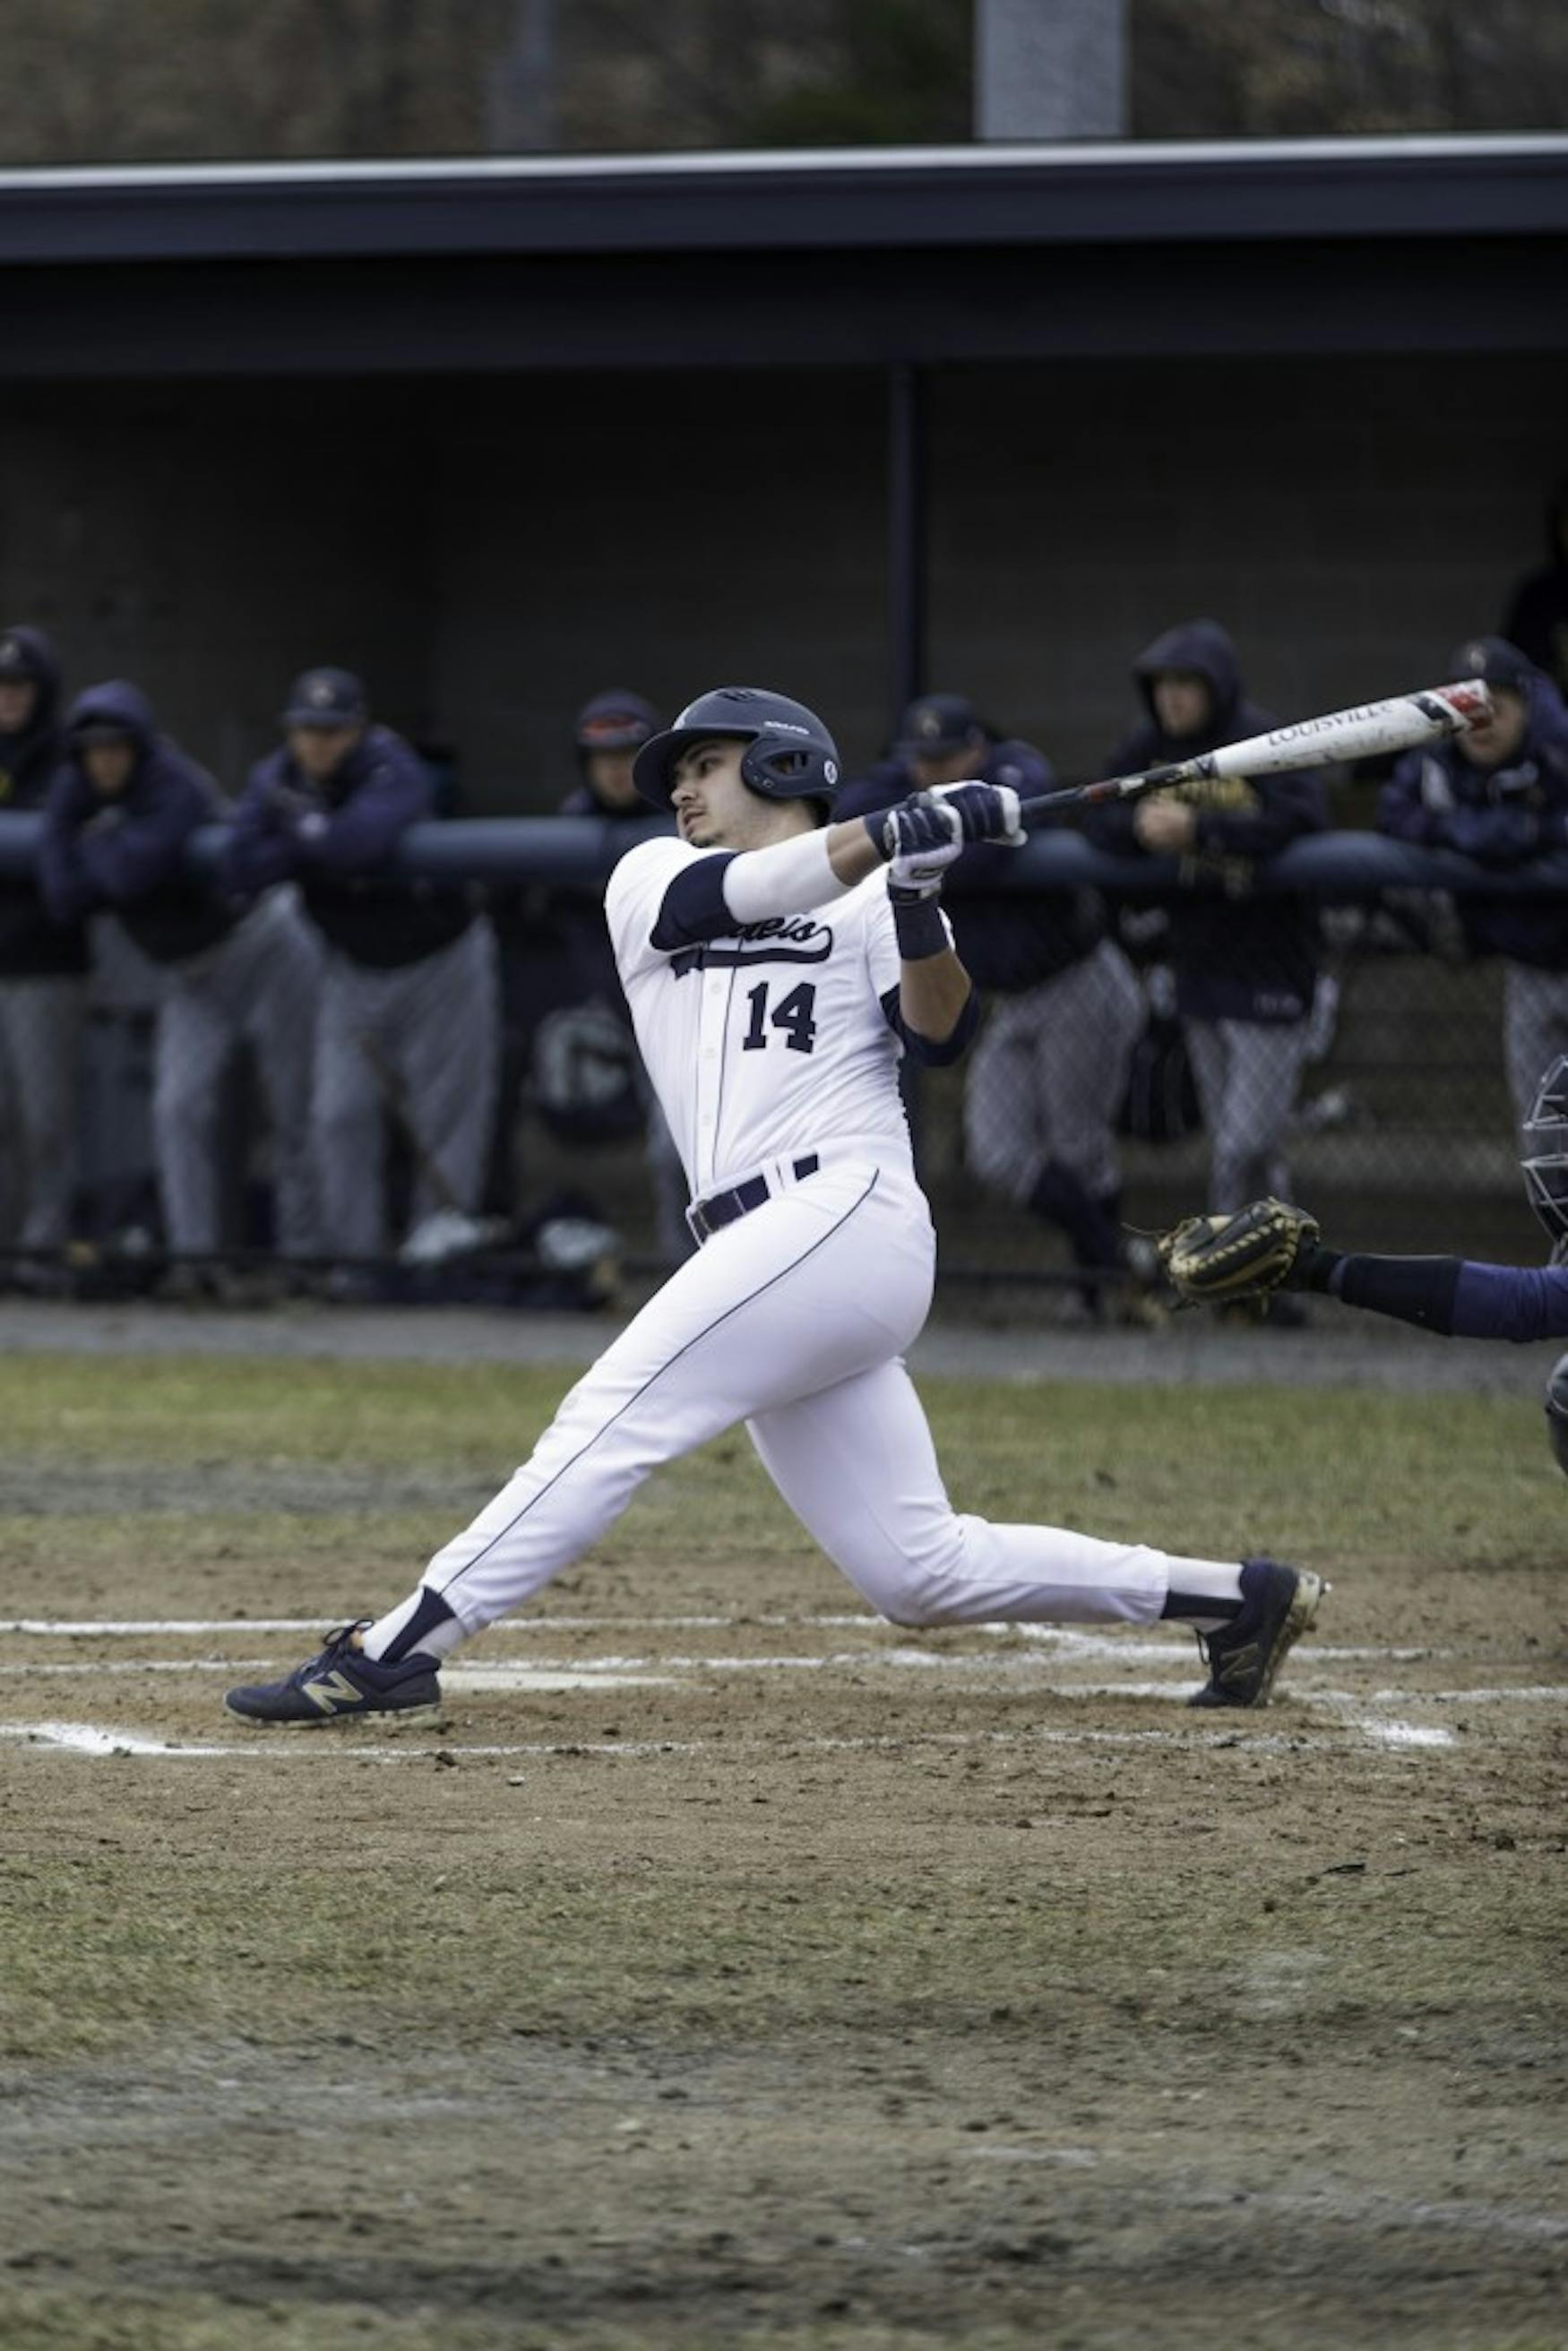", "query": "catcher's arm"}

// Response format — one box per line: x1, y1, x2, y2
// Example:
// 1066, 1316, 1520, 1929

1159, 1201, 1497, 1339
